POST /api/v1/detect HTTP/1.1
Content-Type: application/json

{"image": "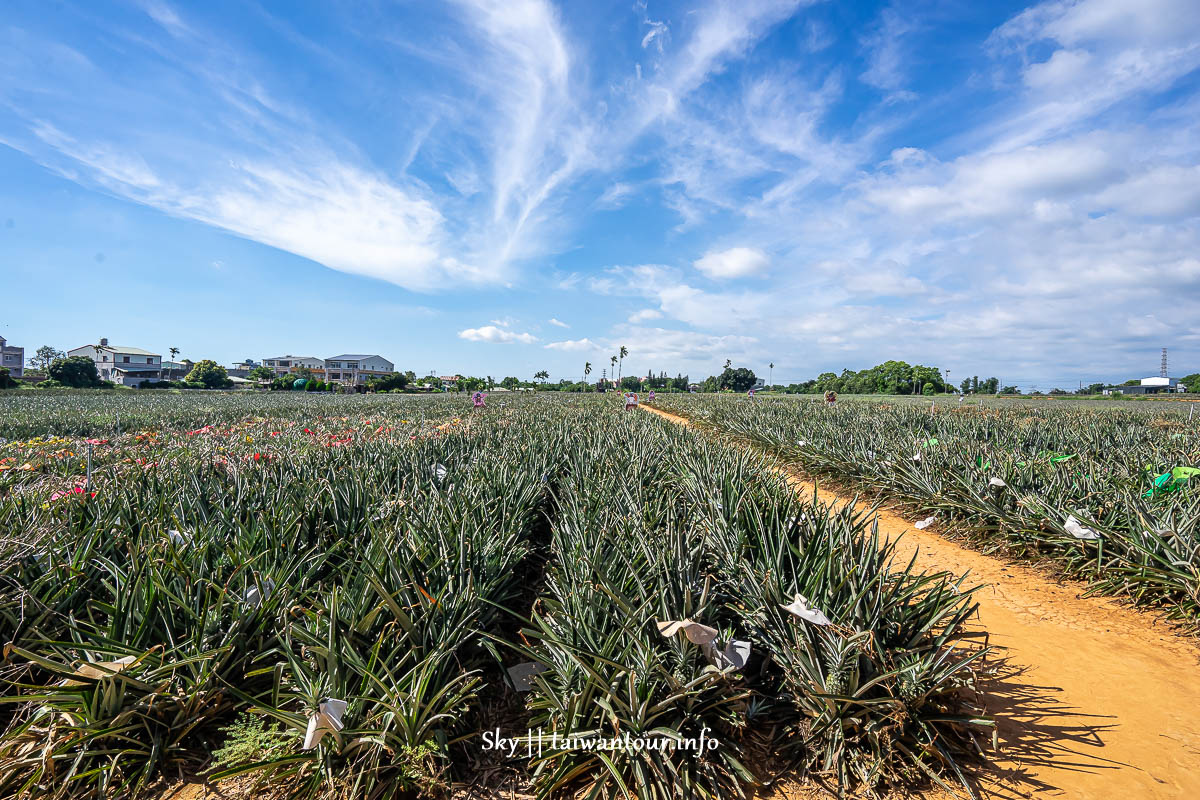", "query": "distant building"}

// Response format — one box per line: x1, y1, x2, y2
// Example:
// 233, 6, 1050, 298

68, 338, 161, 386
162, 360, 194, 381
324, 354, 394, 386
263, 355, 326, 378
440, 374, 461, 391
0, 336, 23, 379
229, 359, 260, 378
1103, 376, 1187, 395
